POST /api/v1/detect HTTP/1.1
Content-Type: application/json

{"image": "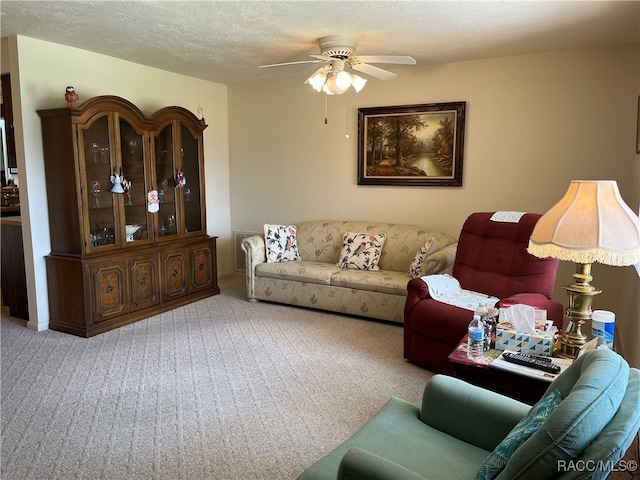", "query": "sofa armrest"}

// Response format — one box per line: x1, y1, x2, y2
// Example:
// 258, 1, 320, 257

338, 447, 428, 480
419, 375, 530, 451
241, 235, 266, 300
423, 242, 457, 276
